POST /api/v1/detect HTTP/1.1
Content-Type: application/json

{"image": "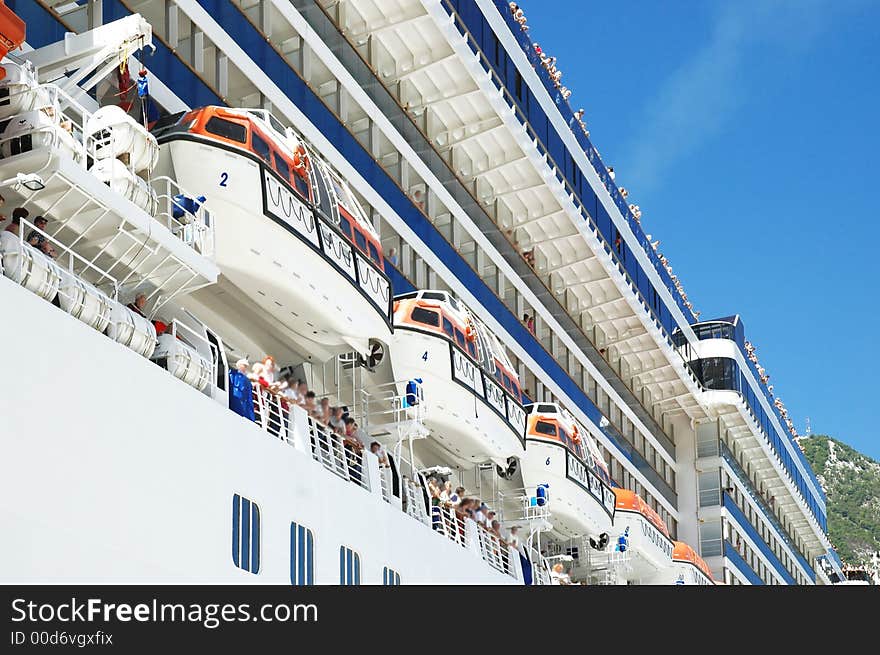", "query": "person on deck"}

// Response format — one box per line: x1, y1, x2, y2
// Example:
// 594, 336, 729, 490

228, 358, 256, 422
